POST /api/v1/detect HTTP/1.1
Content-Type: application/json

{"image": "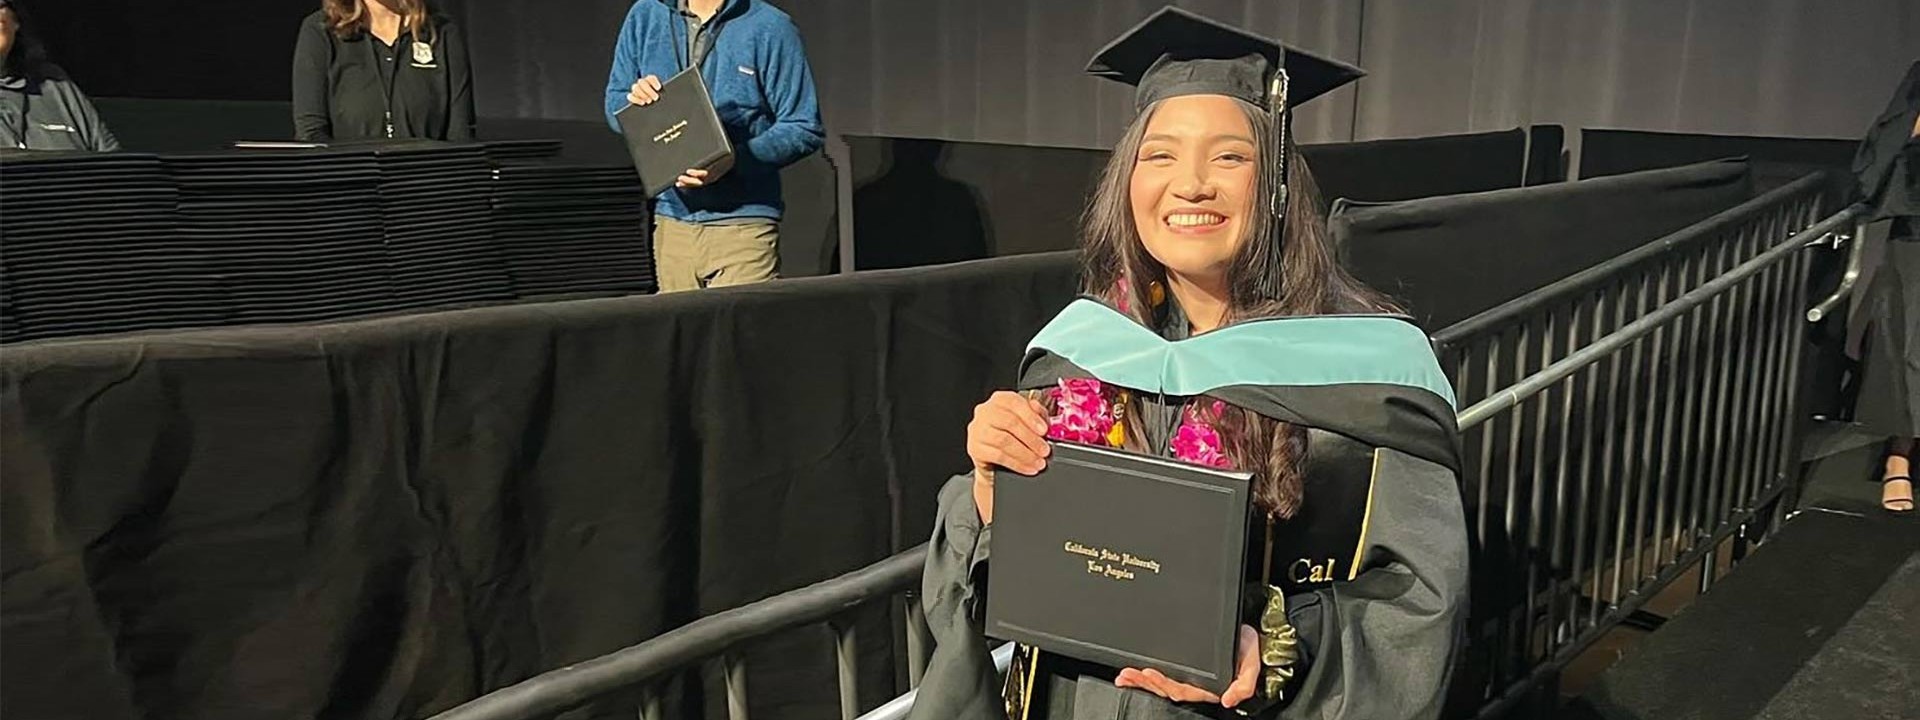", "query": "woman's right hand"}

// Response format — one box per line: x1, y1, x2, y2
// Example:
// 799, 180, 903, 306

966, 391, 1051, 525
